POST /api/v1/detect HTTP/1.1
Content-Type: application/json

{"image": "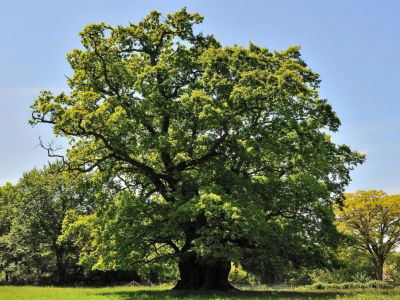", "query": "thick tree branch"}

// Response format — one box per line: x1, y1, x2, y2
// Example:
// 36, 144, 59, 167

176, 130, 228, 171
